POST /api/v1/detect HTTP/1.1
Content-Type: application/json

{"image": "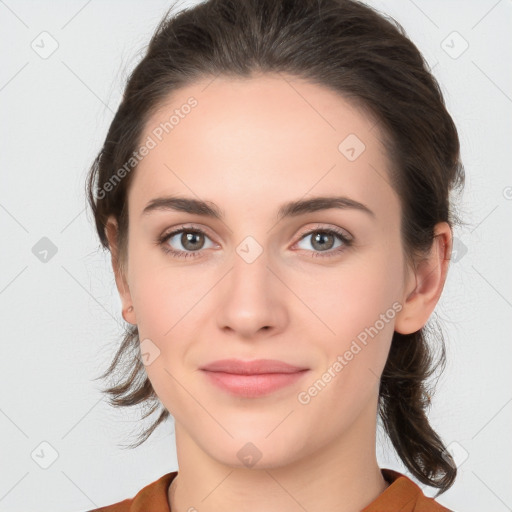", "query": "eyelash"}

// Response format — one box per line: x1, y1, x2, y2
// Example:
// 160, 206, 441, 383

157, 224, 353, 260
